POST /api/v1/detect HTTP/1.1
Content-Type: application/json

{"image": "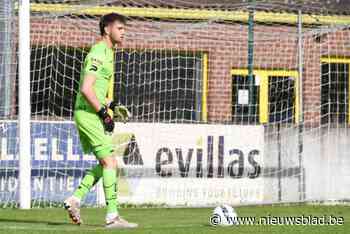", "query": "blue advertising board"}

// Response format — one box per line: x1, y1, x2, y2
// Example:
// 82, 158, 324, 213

0, 121, 98, 205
